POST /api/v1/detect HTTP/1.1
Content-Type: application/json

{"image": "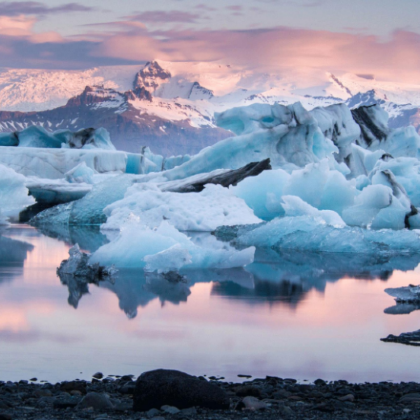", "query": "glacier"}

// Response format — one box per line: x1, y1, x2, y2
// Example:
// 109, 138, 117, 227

0, 126, 116, 150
